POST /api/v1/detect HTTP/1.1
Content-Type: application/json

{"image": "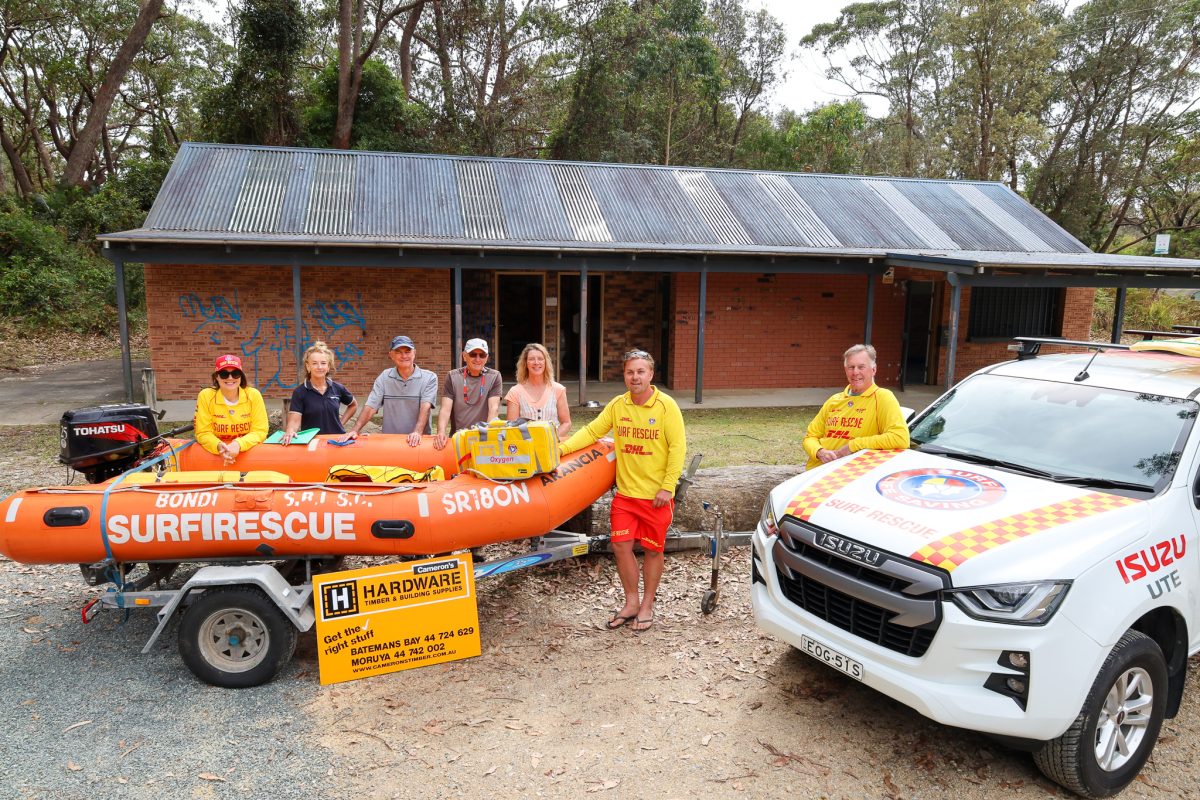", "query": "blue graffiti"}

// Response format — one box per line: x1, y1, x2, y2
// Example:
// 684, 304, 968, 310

309, 297, 366, 337
177, 294, 367, 390
179, 291, 241, 340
